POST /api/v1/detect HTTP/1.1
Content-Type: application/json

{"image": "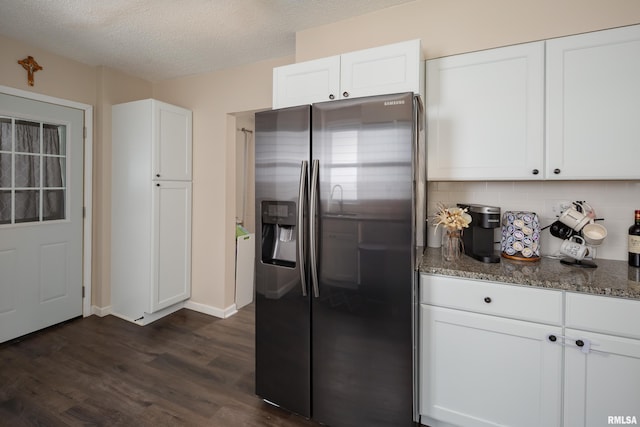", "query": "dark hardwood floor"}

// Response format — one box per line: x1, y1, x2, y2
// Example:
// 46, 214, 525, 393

0, 304, 321, 426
